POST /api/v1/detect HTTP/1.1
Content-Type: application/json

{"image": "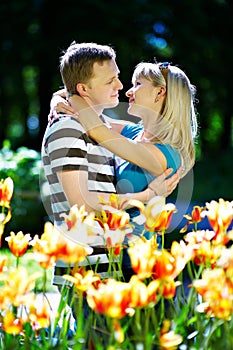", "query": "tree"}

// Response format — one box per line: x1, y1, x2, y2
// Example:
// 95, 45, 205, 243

0, 0, 232, 155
